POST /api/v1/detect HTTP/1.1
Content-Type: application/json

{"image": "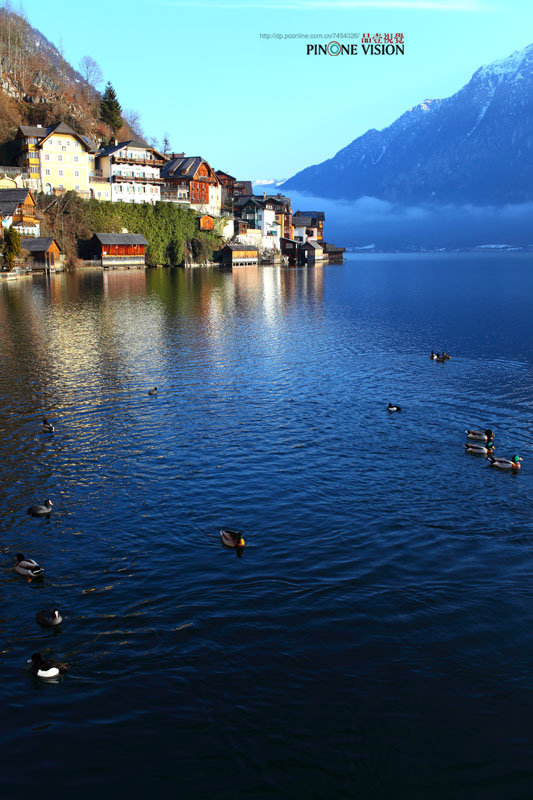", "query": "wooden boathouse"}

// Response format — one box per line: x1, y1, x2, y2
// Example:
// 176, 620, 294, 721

91, 233, 148, 268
